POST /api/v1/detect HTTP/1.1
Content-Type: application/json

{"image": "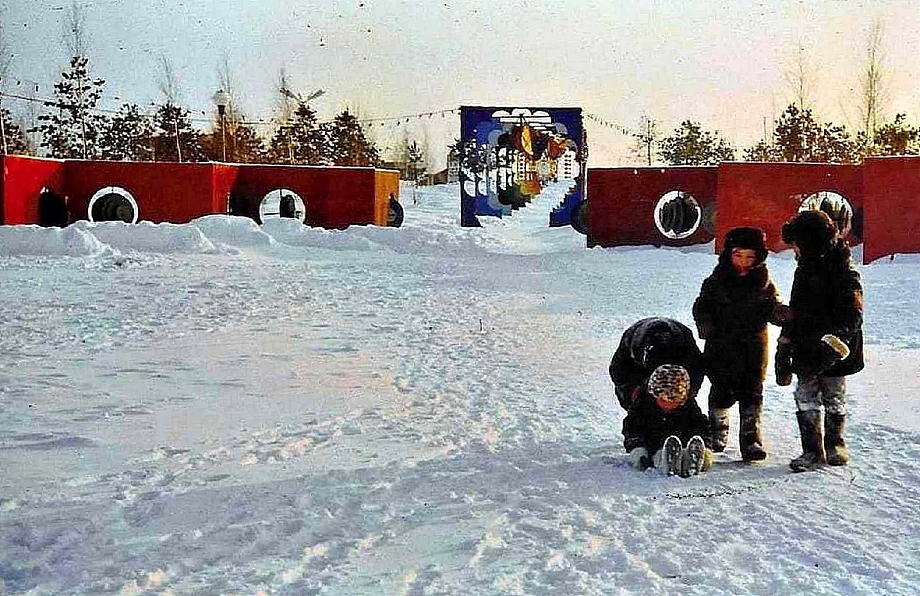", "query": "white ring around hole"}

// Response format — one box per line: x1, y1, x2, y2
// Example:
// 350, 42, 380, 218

87, 186, 139, 224
653, 190, 701, 240
259, 188, 306, 224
